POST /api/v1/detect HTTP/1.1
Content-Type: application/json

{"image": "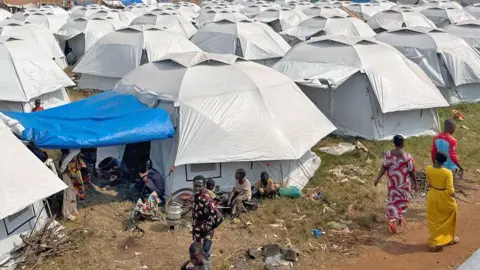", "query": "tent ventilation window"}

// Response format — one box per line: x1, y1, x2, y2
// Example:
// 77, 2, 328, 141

4, 205, 36, 235
186, 163, 222, 181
